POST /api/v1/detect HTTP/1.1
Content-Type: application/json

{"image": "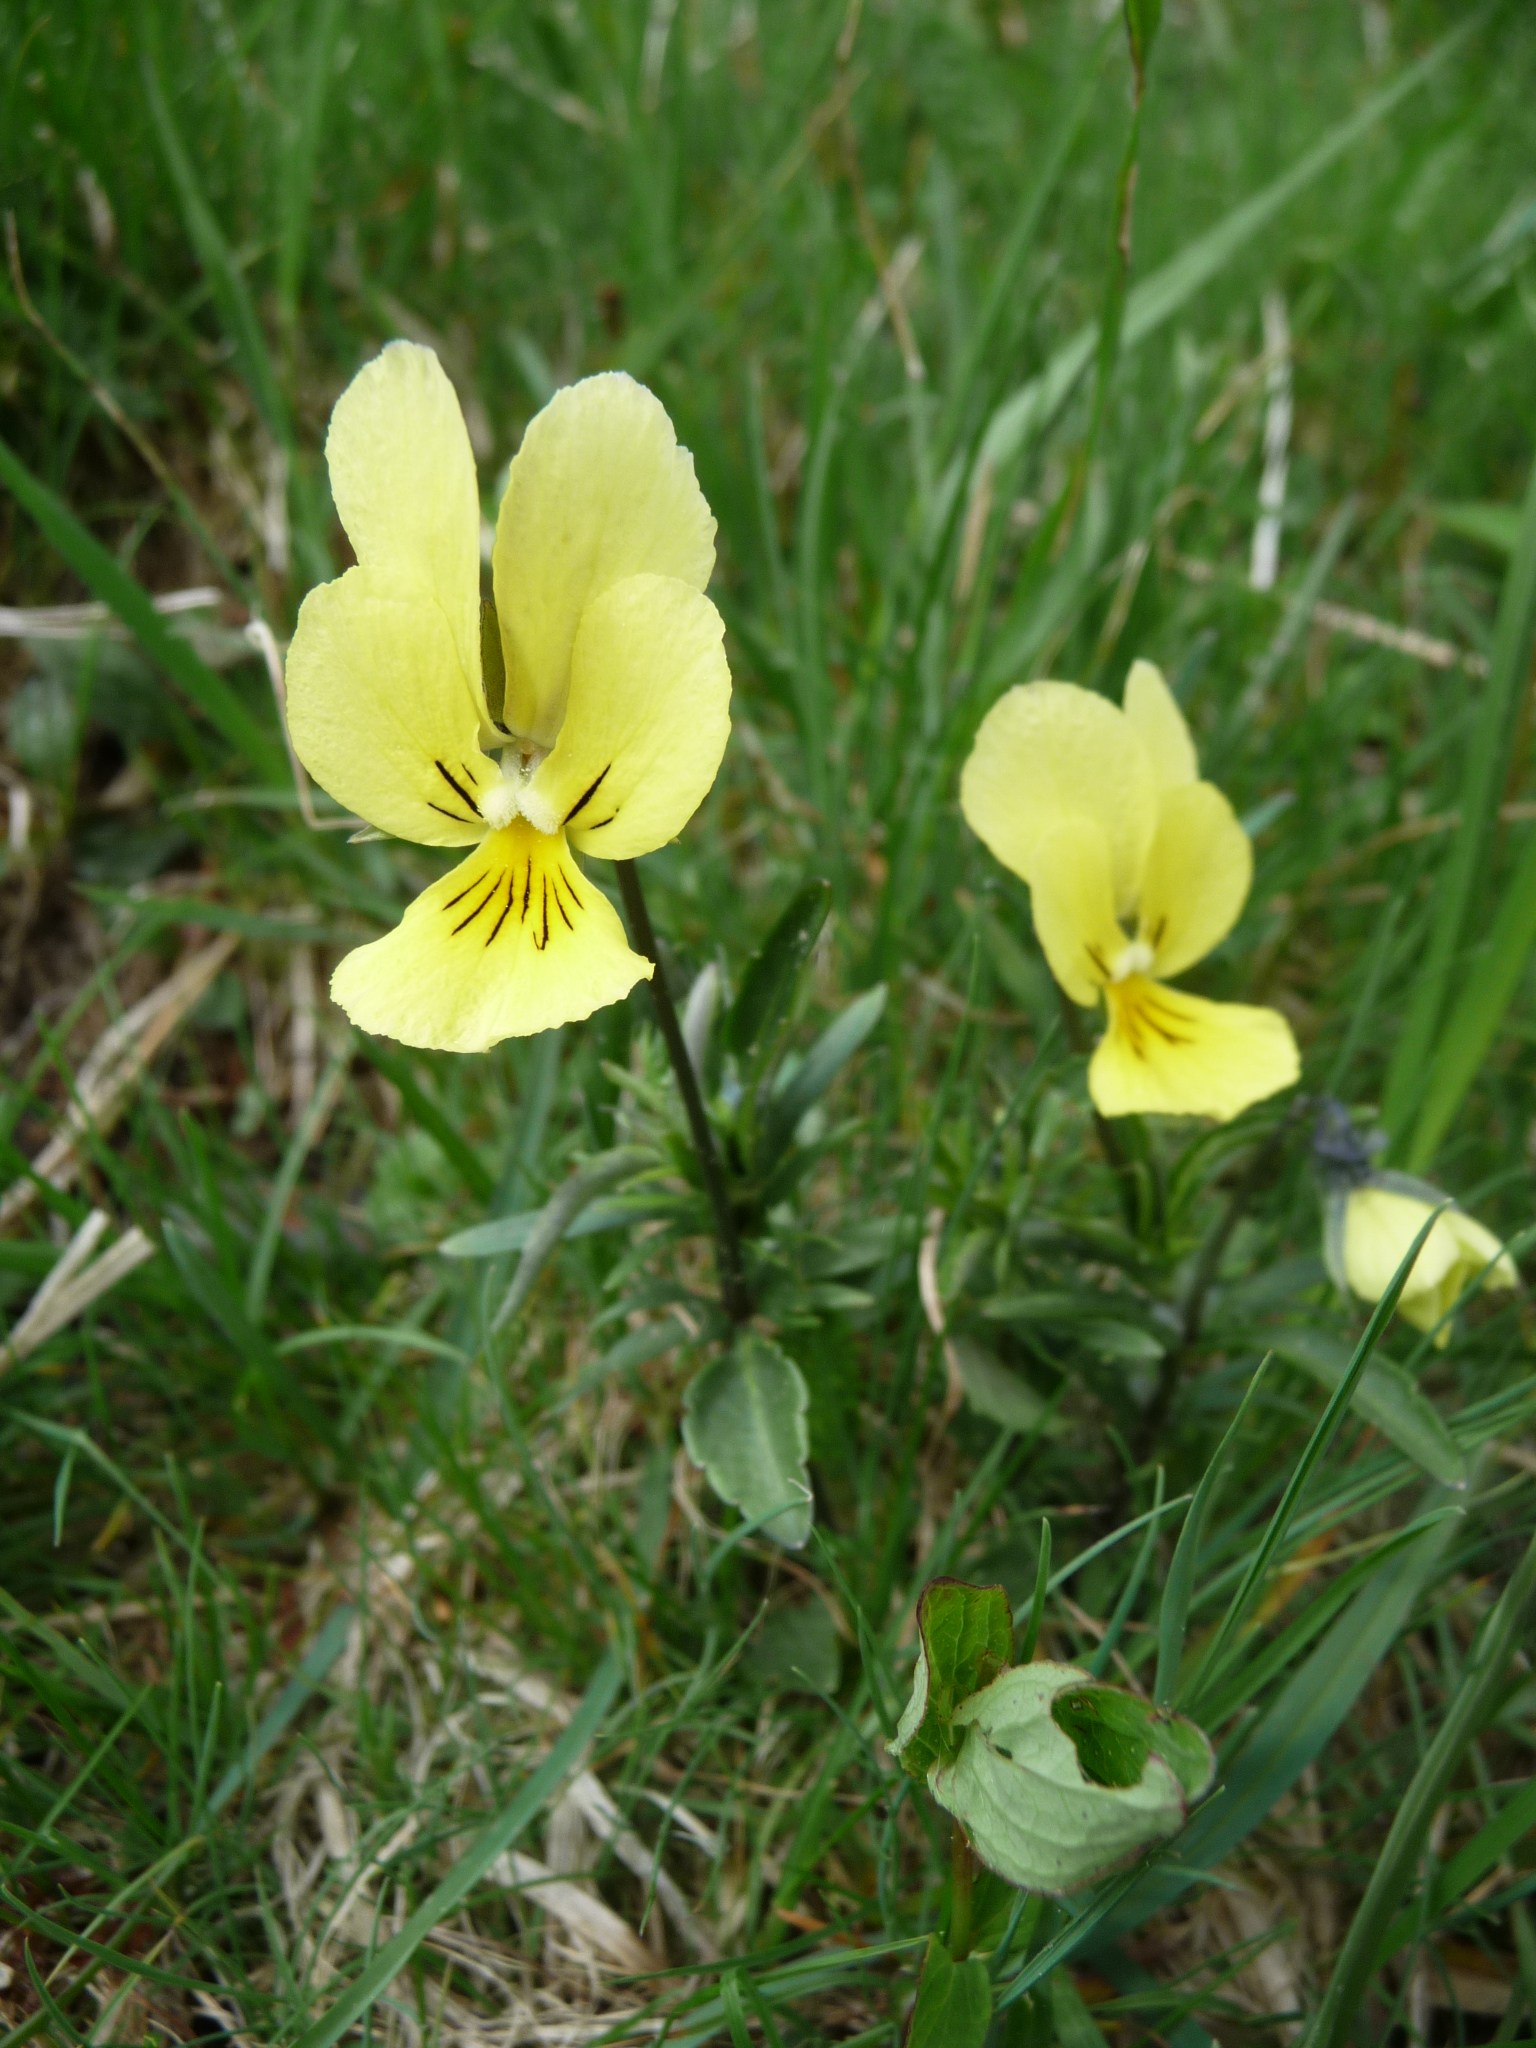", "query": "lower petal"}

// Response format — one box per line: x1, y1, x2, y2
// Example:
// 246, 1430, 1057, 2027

331, 821, 650, 1052
1090, 976, 1299, 1121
